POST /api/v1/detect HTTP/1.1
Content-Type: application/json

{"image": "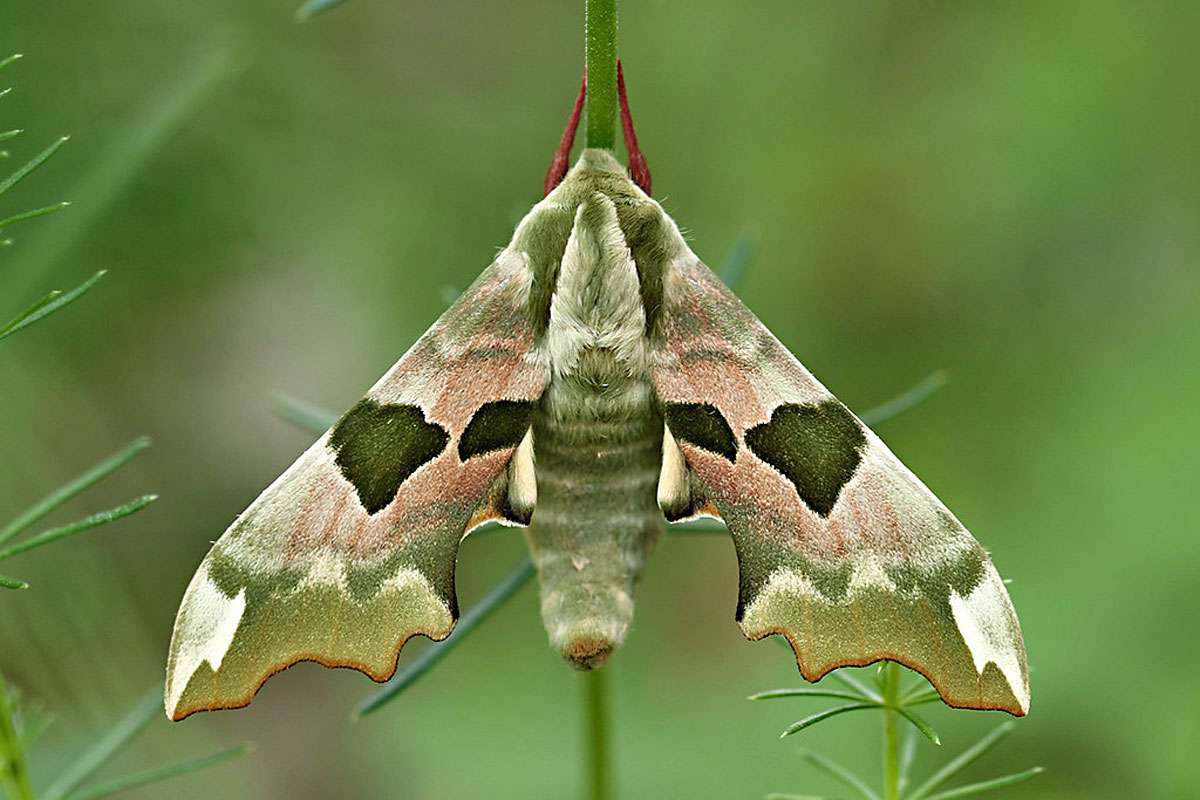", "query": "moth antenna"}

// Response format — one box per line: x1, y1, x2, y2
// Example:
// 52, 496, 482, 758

544, 69, 587, 196
617, 60, 652, 195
